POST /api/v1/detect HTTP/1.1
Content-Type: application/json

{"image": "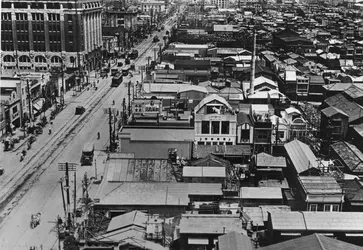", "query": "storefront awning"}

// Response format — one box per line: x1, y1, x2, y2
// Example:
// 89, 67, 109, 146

32, 98, 45, 112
